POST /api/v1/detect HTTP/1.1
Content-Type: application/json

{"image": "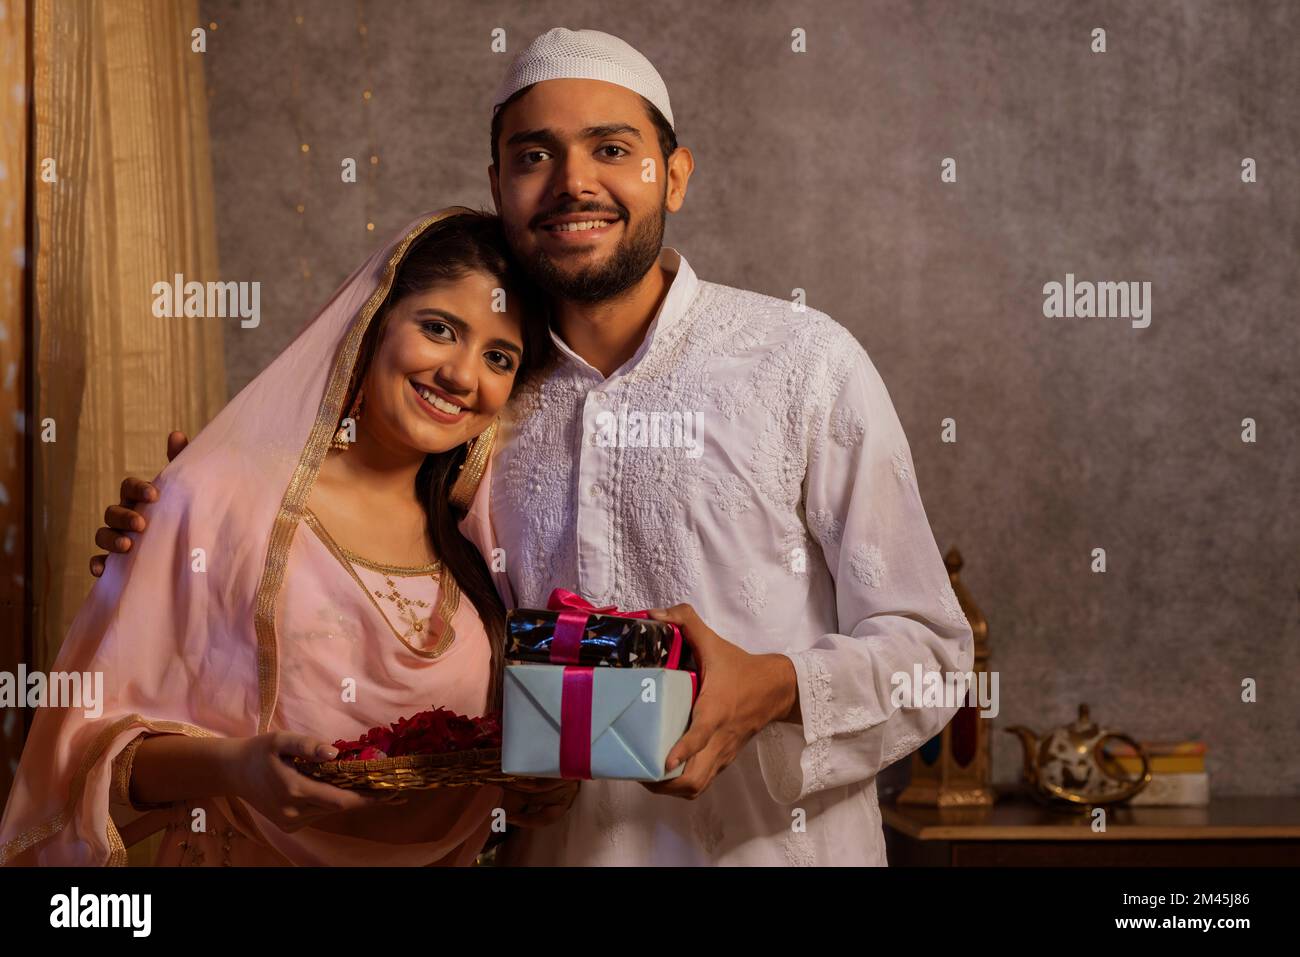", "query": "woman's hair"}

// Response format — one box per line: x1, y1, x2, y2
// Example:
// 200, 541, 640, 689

342, 211, 552, 711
